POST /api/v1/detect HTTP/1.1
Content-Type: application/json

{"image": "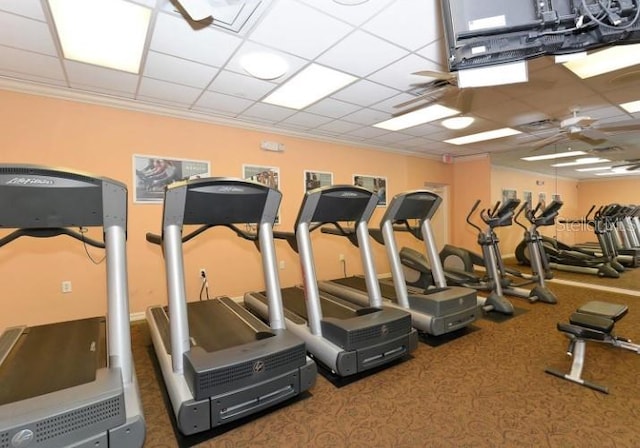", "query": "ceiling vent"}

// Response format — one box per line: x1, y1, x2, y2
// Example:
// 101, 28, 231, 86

517, 118, 559, 132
